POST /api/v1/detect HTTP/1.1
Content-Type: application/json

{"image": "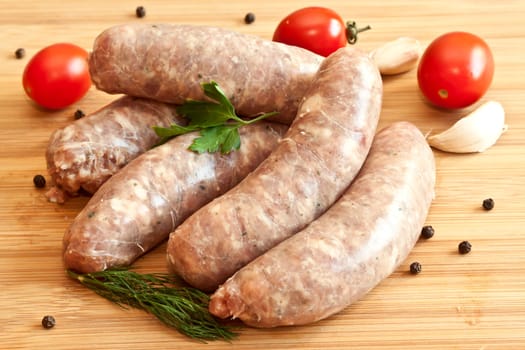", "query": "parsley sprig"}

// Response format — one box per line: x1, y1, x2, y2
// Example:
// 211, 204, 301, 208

153, 81, 278, 154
